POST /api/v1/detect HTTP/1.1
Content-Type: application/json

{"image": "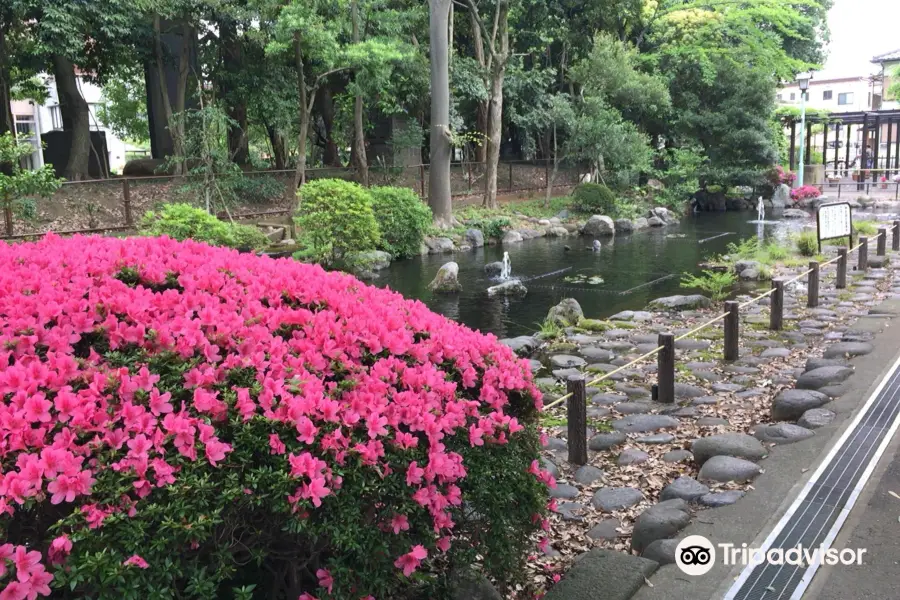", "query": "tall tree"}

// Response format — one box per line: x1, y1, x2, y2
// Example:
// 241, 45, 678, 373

427, 0, 453, 226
